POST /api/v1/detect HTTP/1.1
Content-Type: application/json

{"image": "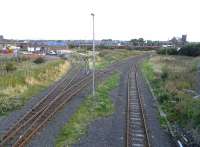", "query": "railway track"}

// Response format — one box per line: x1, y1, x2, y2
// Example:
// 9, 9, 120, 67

126, 64, 151, 147
0, 56, 141, 147
0, 65, 84, 147
0, 60, 122, 147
